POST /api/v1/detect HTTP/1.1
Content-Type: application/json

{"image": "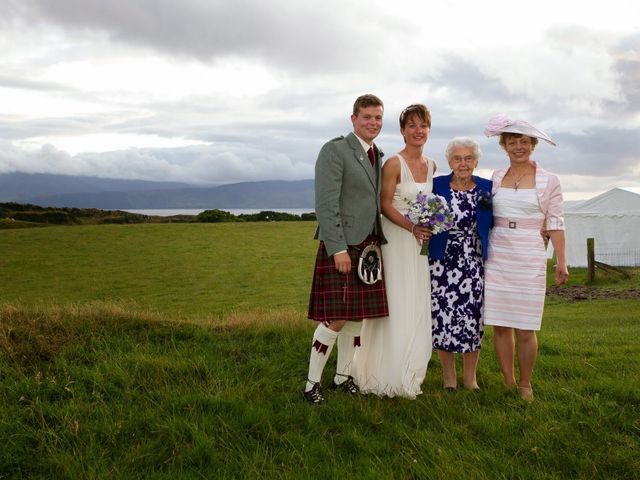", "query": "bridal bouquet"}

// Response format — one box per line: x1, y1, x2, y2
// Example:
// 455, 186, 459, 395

405, 192, 454, 255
